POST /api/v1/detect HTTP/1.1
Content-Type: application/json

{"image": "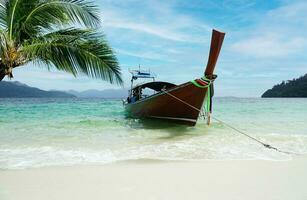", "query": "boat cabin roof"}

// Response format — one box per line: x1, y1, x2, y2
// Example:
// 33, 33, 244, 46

132, 81, 177, 92
130, 69, 156, 80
